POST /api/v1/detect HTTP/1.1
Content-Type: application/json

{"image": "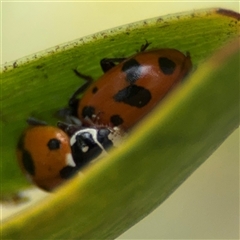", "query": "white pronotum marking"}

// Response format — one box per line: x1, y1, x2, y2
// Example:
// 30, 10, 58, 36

70, 129, 108, 154
65, 153, 76, 167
